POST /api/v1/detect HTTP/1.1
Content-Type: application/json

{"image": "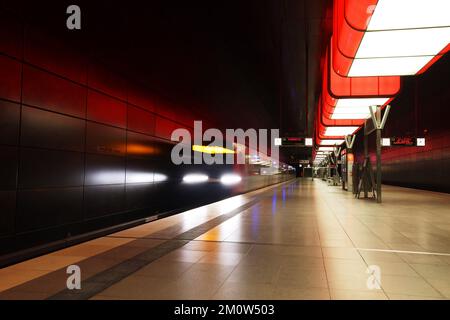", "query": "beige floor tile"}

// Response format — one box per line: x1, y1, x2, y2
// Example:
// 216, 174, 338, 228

6, 255, 85, 272
280, 256, 325, 270
359, 251, 405, 263
276, 267, 328, 289
399, 253, 448, 265
410, 264, 450, 280
0, 269, 50, 292
330, 289, 388, 300
322, 247, 361, 260
158, 249, 207, 263
368, 261, 420, 277
387, 293, 446, 300
133, 260, 194, 279
273, 287, 330, 300
181, 263, 235, 283
423, 278, 450, 298
320, 239, 354, 248
227, 264, 280, 284
213, 282, 276, 300
381, 275, 443, 297
324, 258, 368, 276
198, 252, 245, 266
326, 273, 375, 291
